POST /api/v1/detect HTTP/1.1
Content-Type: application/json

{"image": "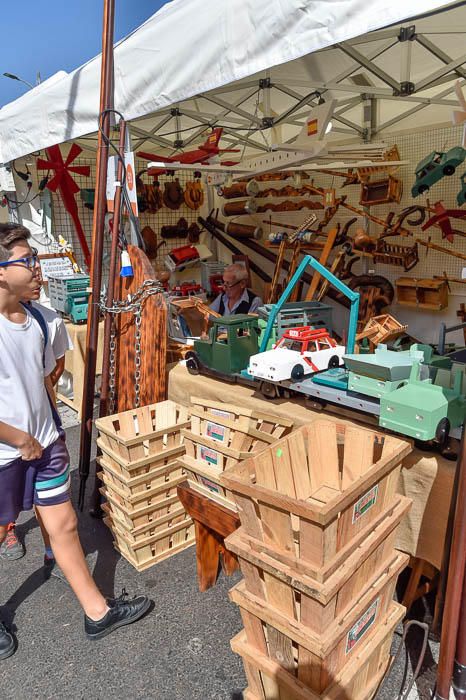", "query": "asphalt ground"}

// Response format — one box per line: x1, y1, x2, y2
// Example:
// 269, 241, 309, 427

0, 415, 440, 699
